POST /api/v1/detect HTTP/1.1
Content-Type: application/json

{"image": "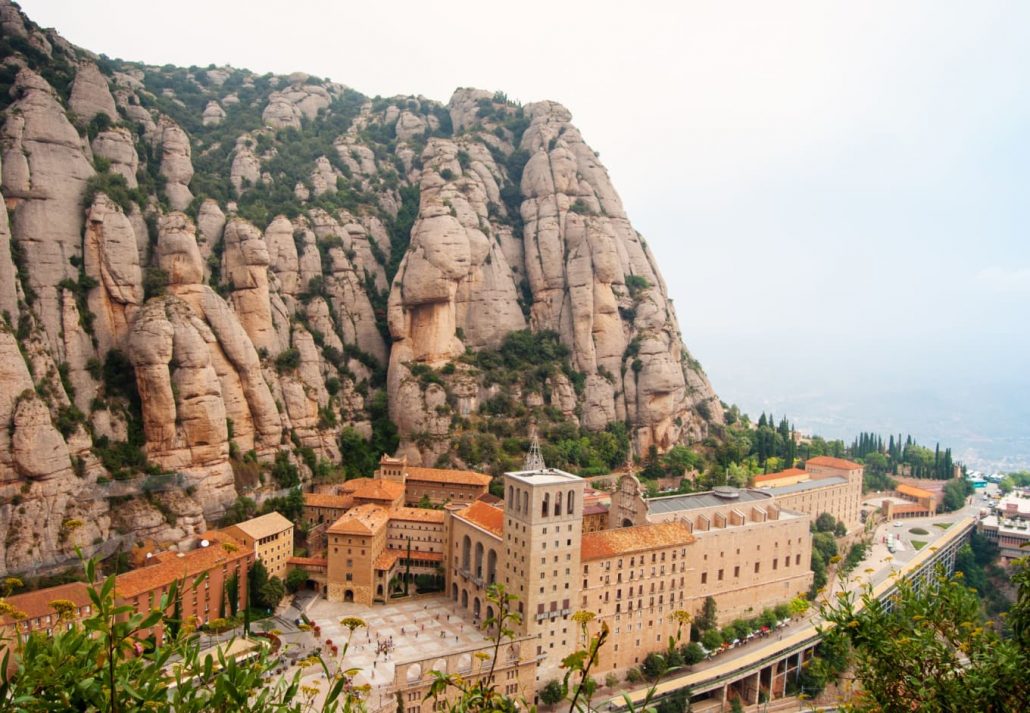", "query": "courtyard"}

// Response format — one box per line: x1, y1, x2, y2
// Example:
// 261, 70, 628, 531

292, 594, 493, 709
